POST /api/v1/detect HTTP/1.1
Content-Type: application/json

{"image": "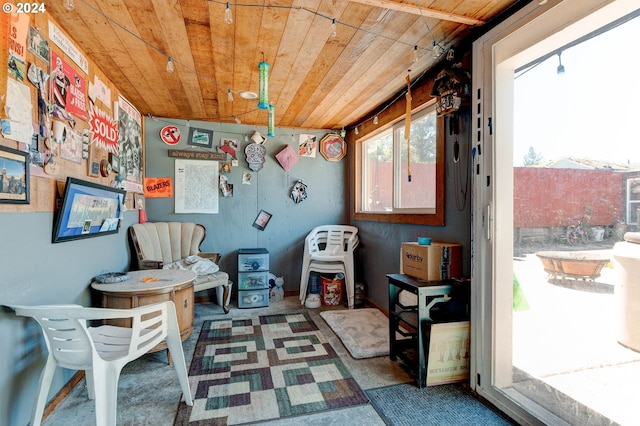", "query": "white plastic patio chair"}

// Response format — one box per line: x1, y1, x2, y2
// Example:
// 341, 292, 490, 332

299, 225, 359, 308
12, 301, 193, 426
